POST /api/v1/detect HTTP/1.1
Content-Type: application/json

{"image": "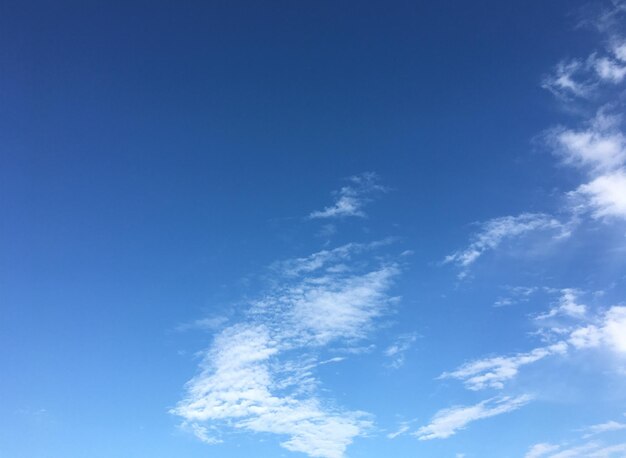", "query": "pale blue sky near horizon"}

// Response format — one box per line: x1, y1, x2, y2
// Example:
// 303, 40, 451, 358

2, 1, 626, 457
